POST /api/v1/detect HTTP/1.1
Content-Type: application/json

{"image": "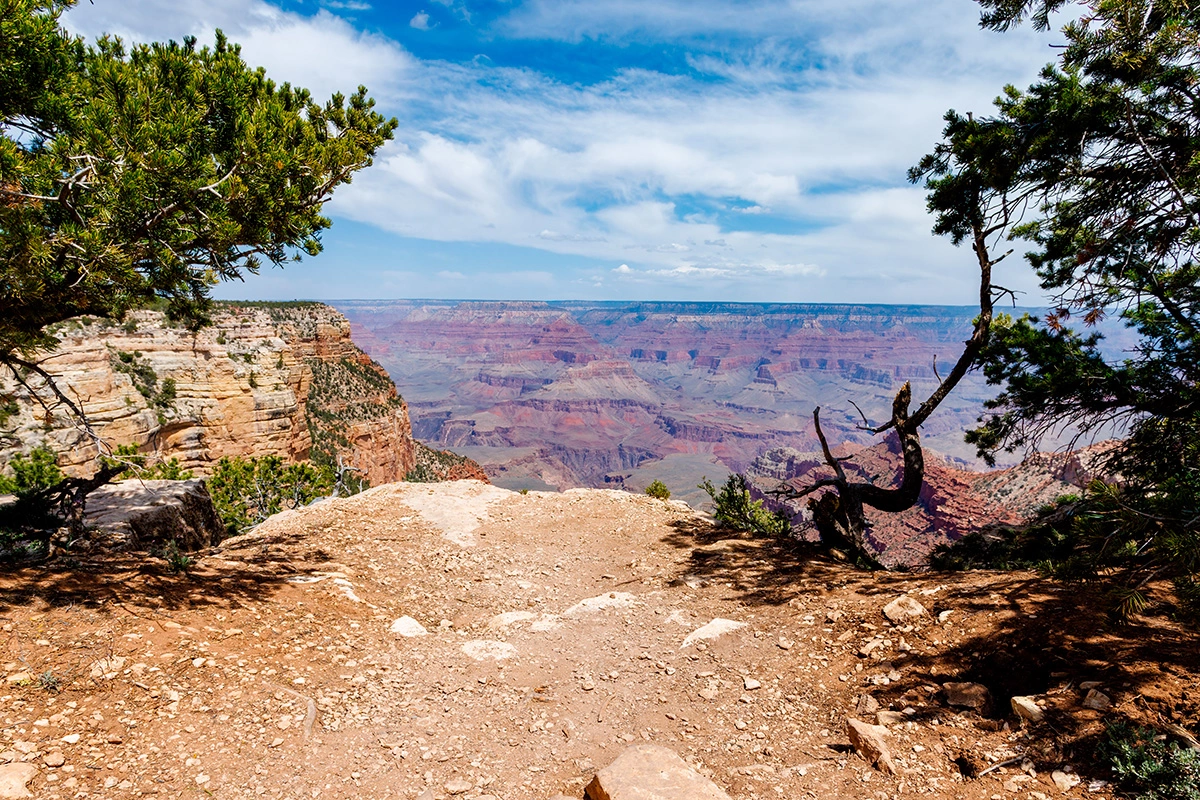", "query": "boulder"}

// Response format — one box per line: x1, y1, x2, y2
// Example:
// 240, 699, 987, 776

85, 479, 223, 551
943, 682, 992, 711
585, 744, 730, 800
882, 595, 927, 624
846, 718, 896, 774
